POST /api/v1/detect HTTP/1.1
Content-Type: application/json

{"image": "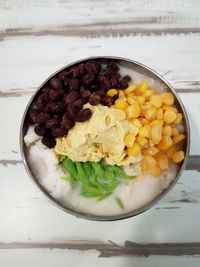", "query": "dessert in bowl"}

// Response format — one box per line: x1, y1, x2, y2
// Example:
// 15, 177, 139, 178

20, 57, 189, 221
